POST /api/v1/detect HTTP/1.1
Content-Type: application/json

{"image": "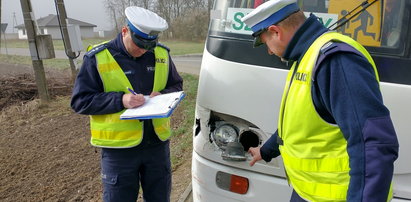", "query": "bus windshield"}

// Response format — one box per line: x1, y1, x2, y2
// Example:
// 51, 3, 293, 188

210, 0, 407, 54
